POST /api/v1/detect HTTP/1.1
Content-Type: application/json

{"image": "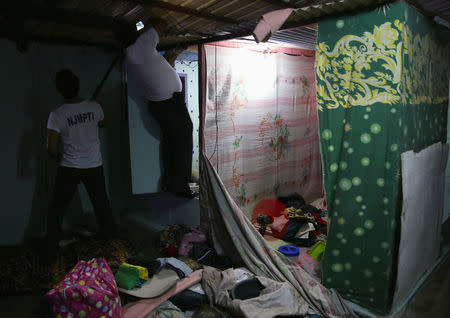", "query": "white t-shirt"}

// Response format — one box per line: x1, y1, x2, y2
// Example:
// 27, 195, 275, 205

126, 27, 182, 102
47, 100, 104, 169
